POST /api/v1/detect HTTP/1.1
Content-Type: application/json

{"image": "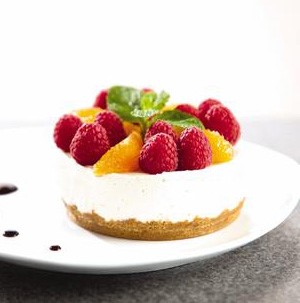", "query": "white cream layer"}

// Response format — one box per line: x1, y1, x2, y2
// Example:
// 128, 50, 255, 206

58, 150, 245, 222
